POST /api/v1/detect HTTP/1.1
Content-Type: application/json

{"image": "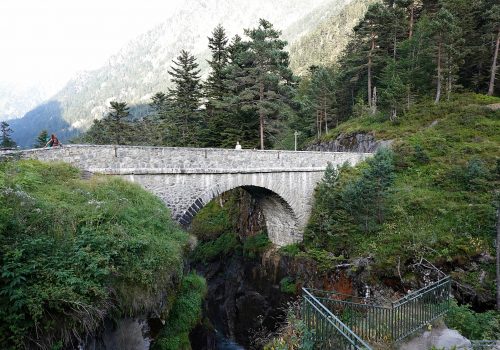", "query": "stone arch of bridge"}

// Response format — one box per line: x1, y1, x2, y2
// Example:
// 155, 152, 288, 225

178, 182, 301, 247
